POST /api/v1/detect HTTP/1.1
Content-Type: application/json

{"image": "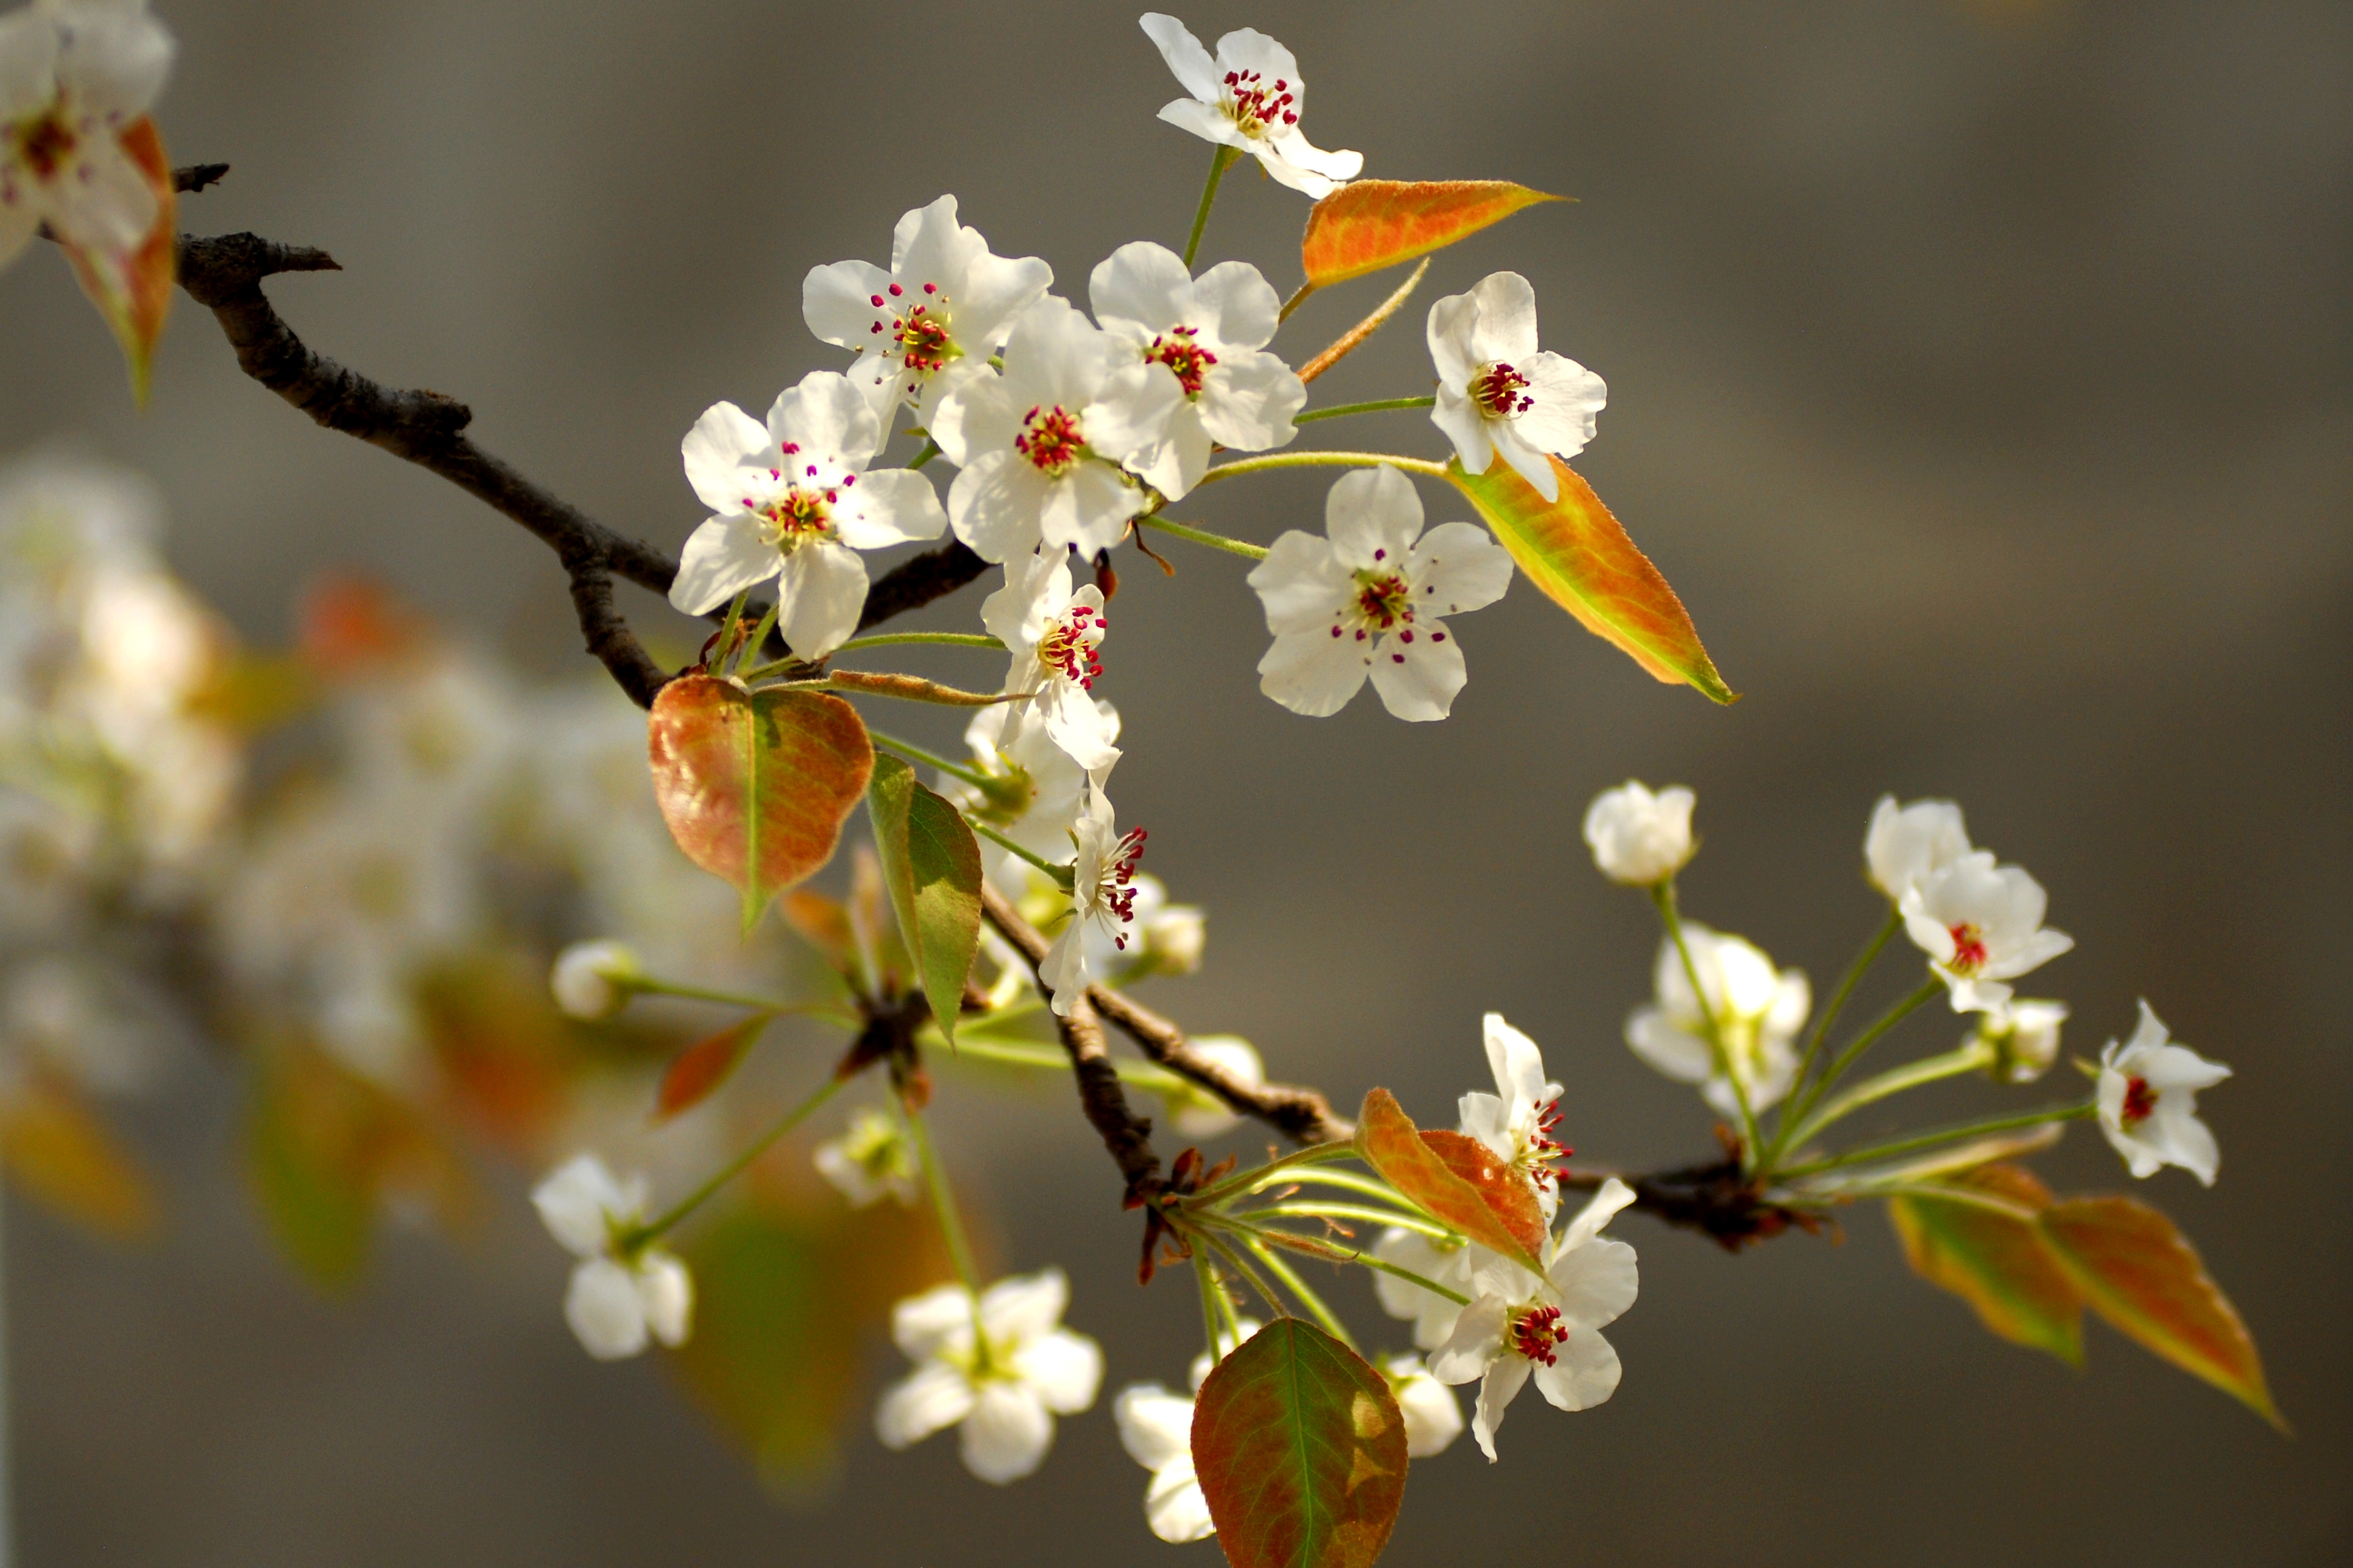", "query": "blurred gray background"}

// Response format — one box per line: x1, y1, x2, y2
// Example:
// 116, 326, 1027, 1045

3, 0, 2348, 1563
